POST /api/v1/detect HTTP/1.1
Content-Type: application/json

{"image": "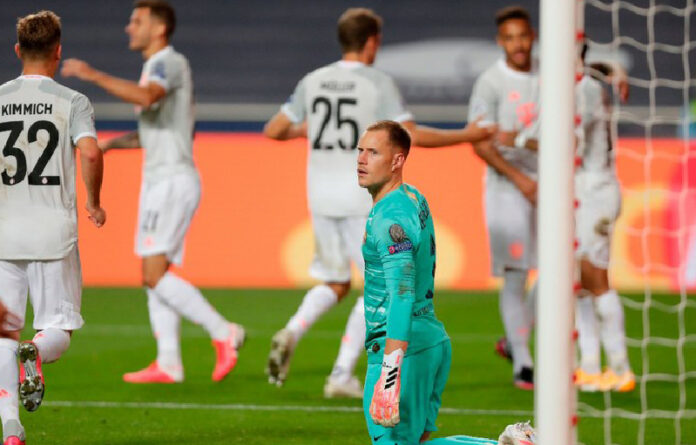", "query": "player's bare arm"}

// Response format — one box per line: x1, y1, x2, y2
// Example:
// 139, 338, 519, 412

76, 136, 106, 227
473, 138, 537, 205
99, 130, 141, 152
263, 111, 307, 140
589, 61, 629, 103
61, 58, 166, 108
401, 118, 495, 148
